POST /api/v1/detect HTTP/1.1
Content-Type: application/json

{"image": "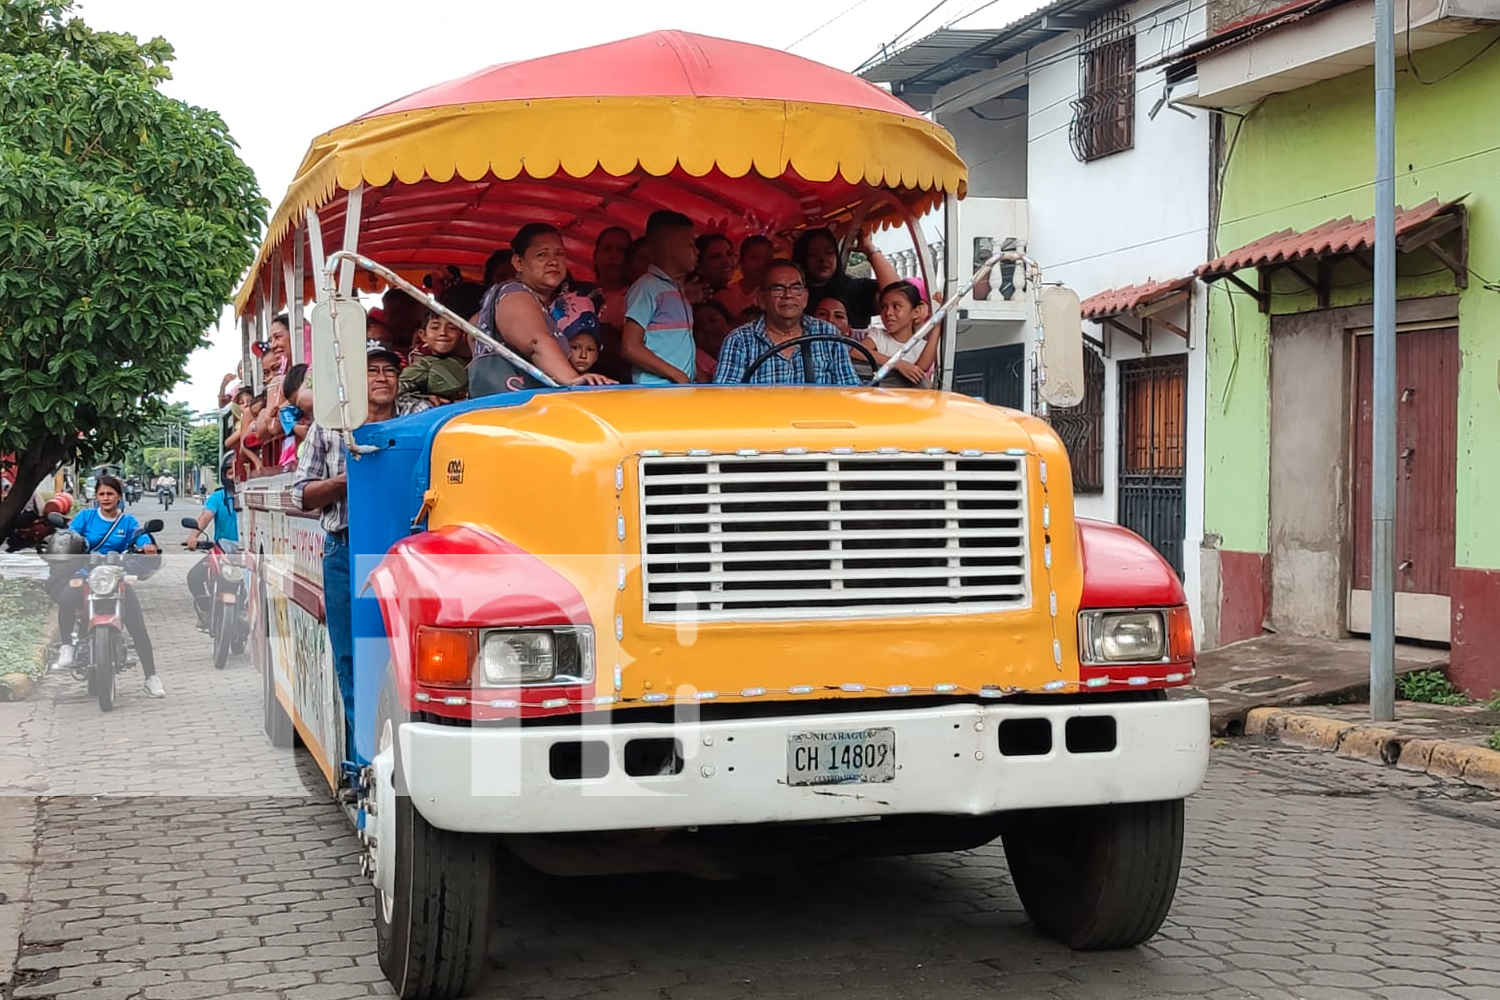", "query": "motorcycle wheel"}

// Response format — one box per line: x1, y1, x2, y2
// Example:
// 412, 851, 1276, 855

212, 602, 230, 670
92, 627, 118, 712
